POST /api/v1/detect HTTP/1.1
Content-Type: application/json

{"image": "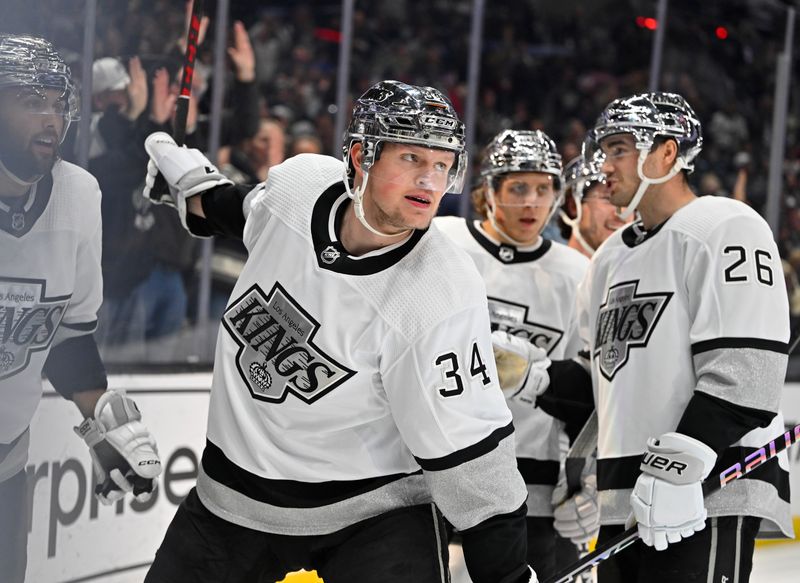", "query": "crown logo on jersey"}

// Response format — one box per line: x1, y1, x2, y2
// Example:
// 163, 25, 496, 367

320, 245, 341, 265
488, 296, 564, 355
0, 278, 70, 380
223, 282, 356, 404
593, 280, 672, 380
498, 246, 515, 263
